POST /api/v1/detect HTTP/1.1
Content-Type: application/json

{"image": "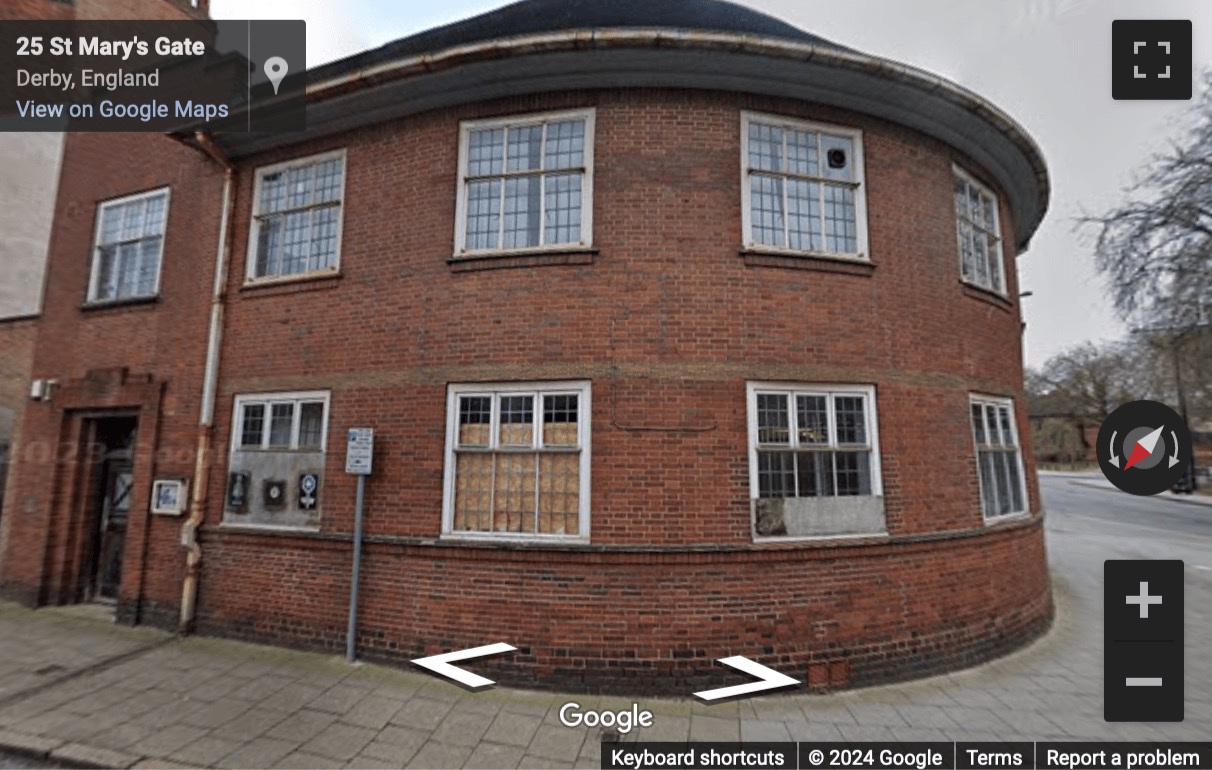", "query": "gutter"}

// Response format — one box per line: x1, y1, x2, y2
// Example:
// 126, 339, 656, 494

302, 27, 1049, 186
178, 130, 235, 633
